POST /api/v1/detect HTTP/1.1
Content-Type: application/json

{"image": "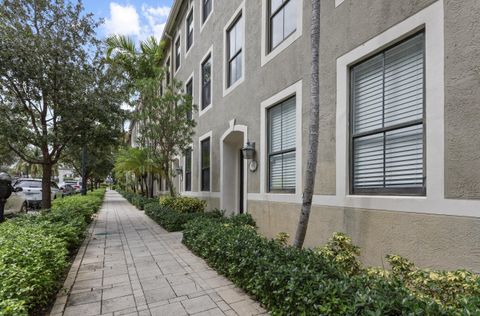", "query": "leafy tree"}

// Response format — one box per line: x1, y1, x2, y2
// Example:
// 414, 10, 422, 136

294, 0, 320, 248
107, 35, 196, 197
0, 0, 124, 208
